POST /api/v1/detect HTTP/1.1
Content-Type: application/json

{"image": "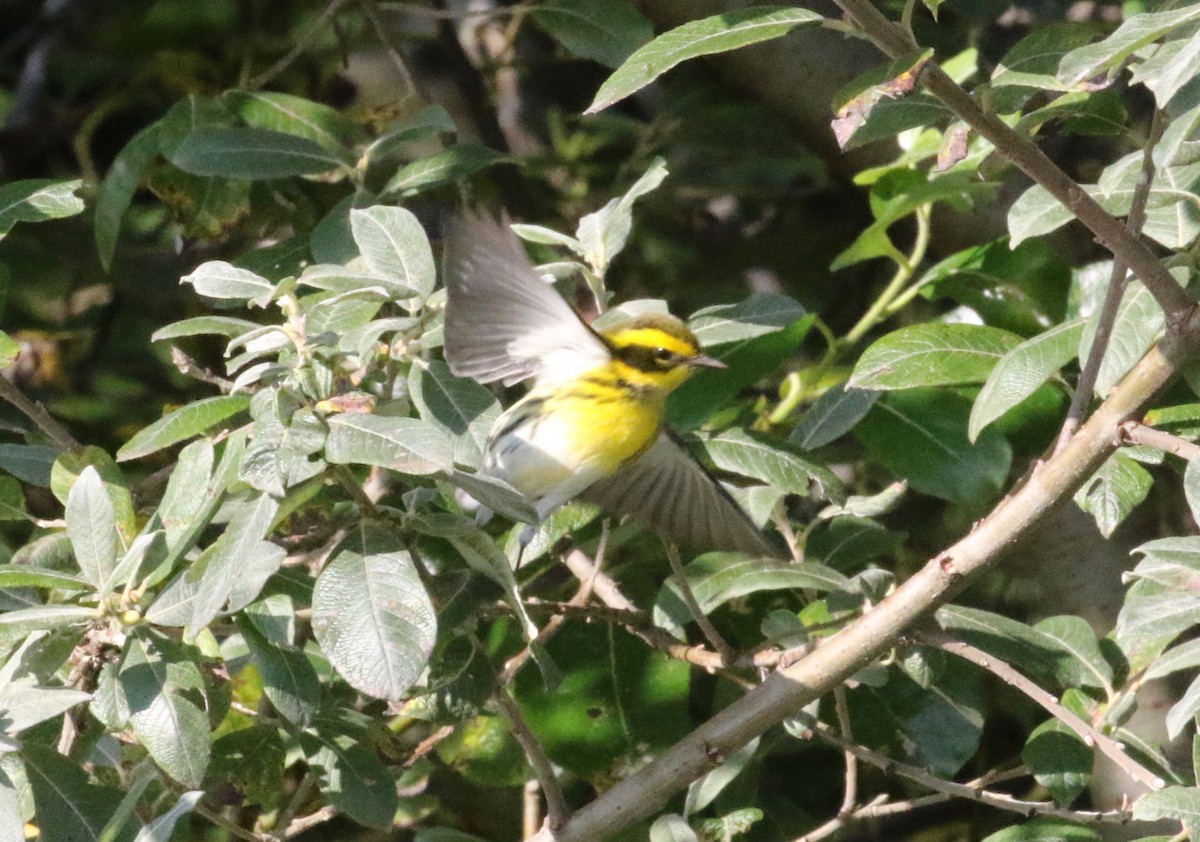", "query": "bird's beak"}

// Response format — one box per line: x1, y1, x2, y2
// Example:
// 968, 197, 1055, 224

689, 354, 727, 369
